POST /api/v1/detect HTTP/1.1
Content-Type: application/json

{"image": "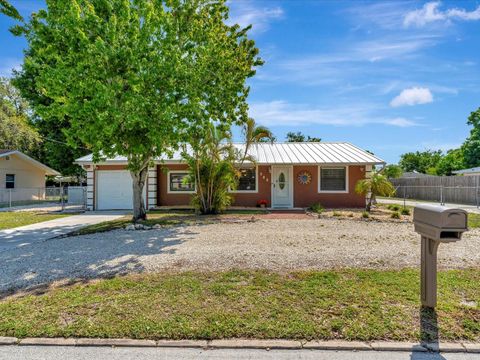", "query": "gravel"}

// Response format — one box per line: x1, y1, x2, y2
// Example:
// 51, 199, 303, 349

1, 218, 479, 294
